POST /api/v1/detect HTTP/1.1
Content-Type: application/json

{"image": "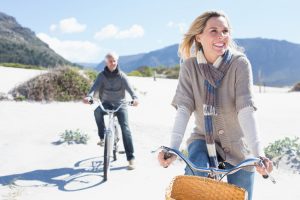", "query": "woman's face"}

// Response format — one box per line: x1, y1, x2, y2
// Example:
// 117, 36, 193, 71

196, 16, 230, 63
